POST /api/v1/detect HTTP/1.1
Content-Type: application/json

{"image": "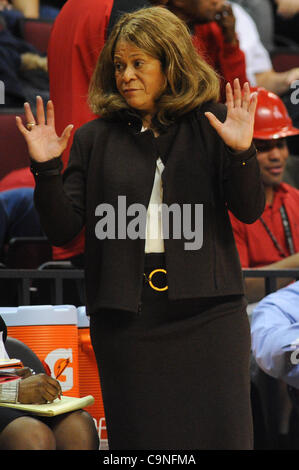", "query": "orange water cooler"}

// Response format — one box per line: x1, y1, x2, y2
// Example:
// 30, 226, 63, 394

0, 305, 80, 397
77, 306, 107, 441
